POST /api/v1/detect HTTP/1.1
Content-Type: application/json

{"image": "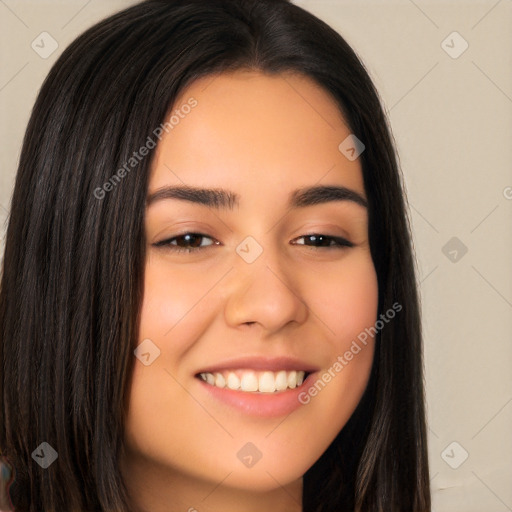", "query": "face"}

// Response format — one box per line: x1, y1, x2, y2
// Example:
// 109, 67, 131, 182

121, 70, 378, 508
